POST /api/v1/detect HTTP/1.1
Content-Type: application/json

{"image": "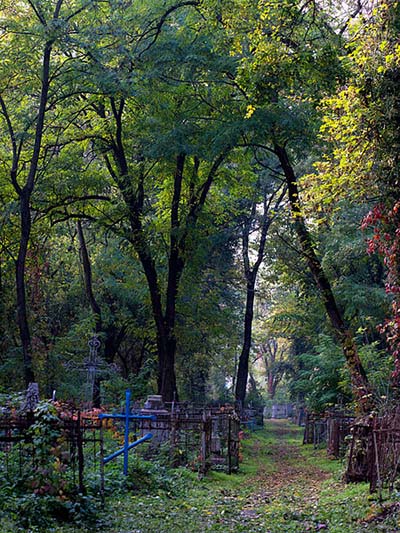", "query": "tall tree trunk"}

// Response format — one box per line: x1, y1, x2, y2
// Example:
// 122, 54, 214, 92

235, 185, 285, 407
267, 372, 277, 400
161, 153, 186, 401
262, 338, 281, 399
76, 220, 103, 407
274, 143, 374, 413
16, 192, 34, 386
122, 180, 178, 401
15, 42, 53, 387
235, 275, 256, 405
76, 221, 102, 333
